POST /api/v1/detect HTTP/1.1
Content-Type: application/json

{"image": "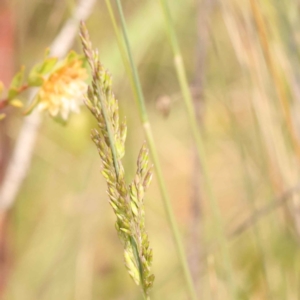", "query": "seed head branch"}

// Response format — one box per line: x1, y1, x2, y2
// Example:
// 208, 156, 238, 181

79, 21, 154, 296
